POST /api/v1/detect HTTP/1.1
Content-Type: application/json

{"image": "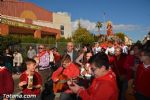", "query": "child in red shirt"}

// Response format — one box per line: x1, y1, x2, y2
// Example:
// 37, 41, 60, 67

52, 54, 80, 100
19, 59, 42, 98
